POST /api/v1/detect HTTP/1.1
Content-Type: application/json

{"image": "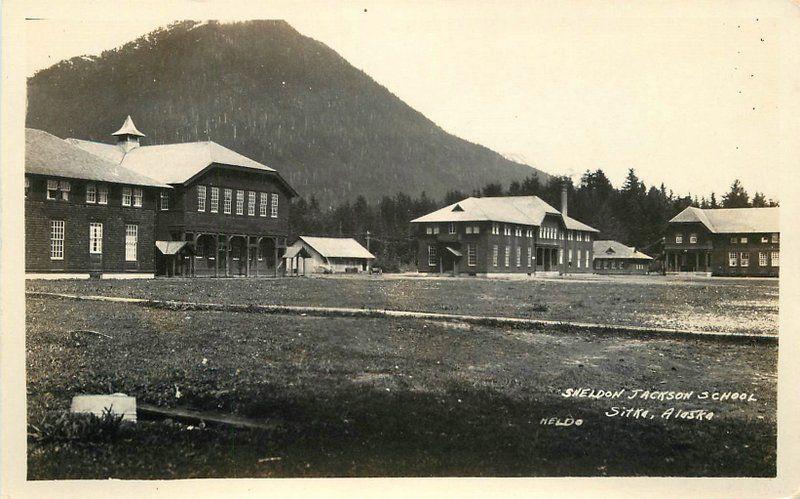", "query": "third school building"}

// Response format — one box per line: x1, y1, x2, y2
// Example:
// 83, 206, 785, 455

410, 193, 598, 276
664, 206, 779, 277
